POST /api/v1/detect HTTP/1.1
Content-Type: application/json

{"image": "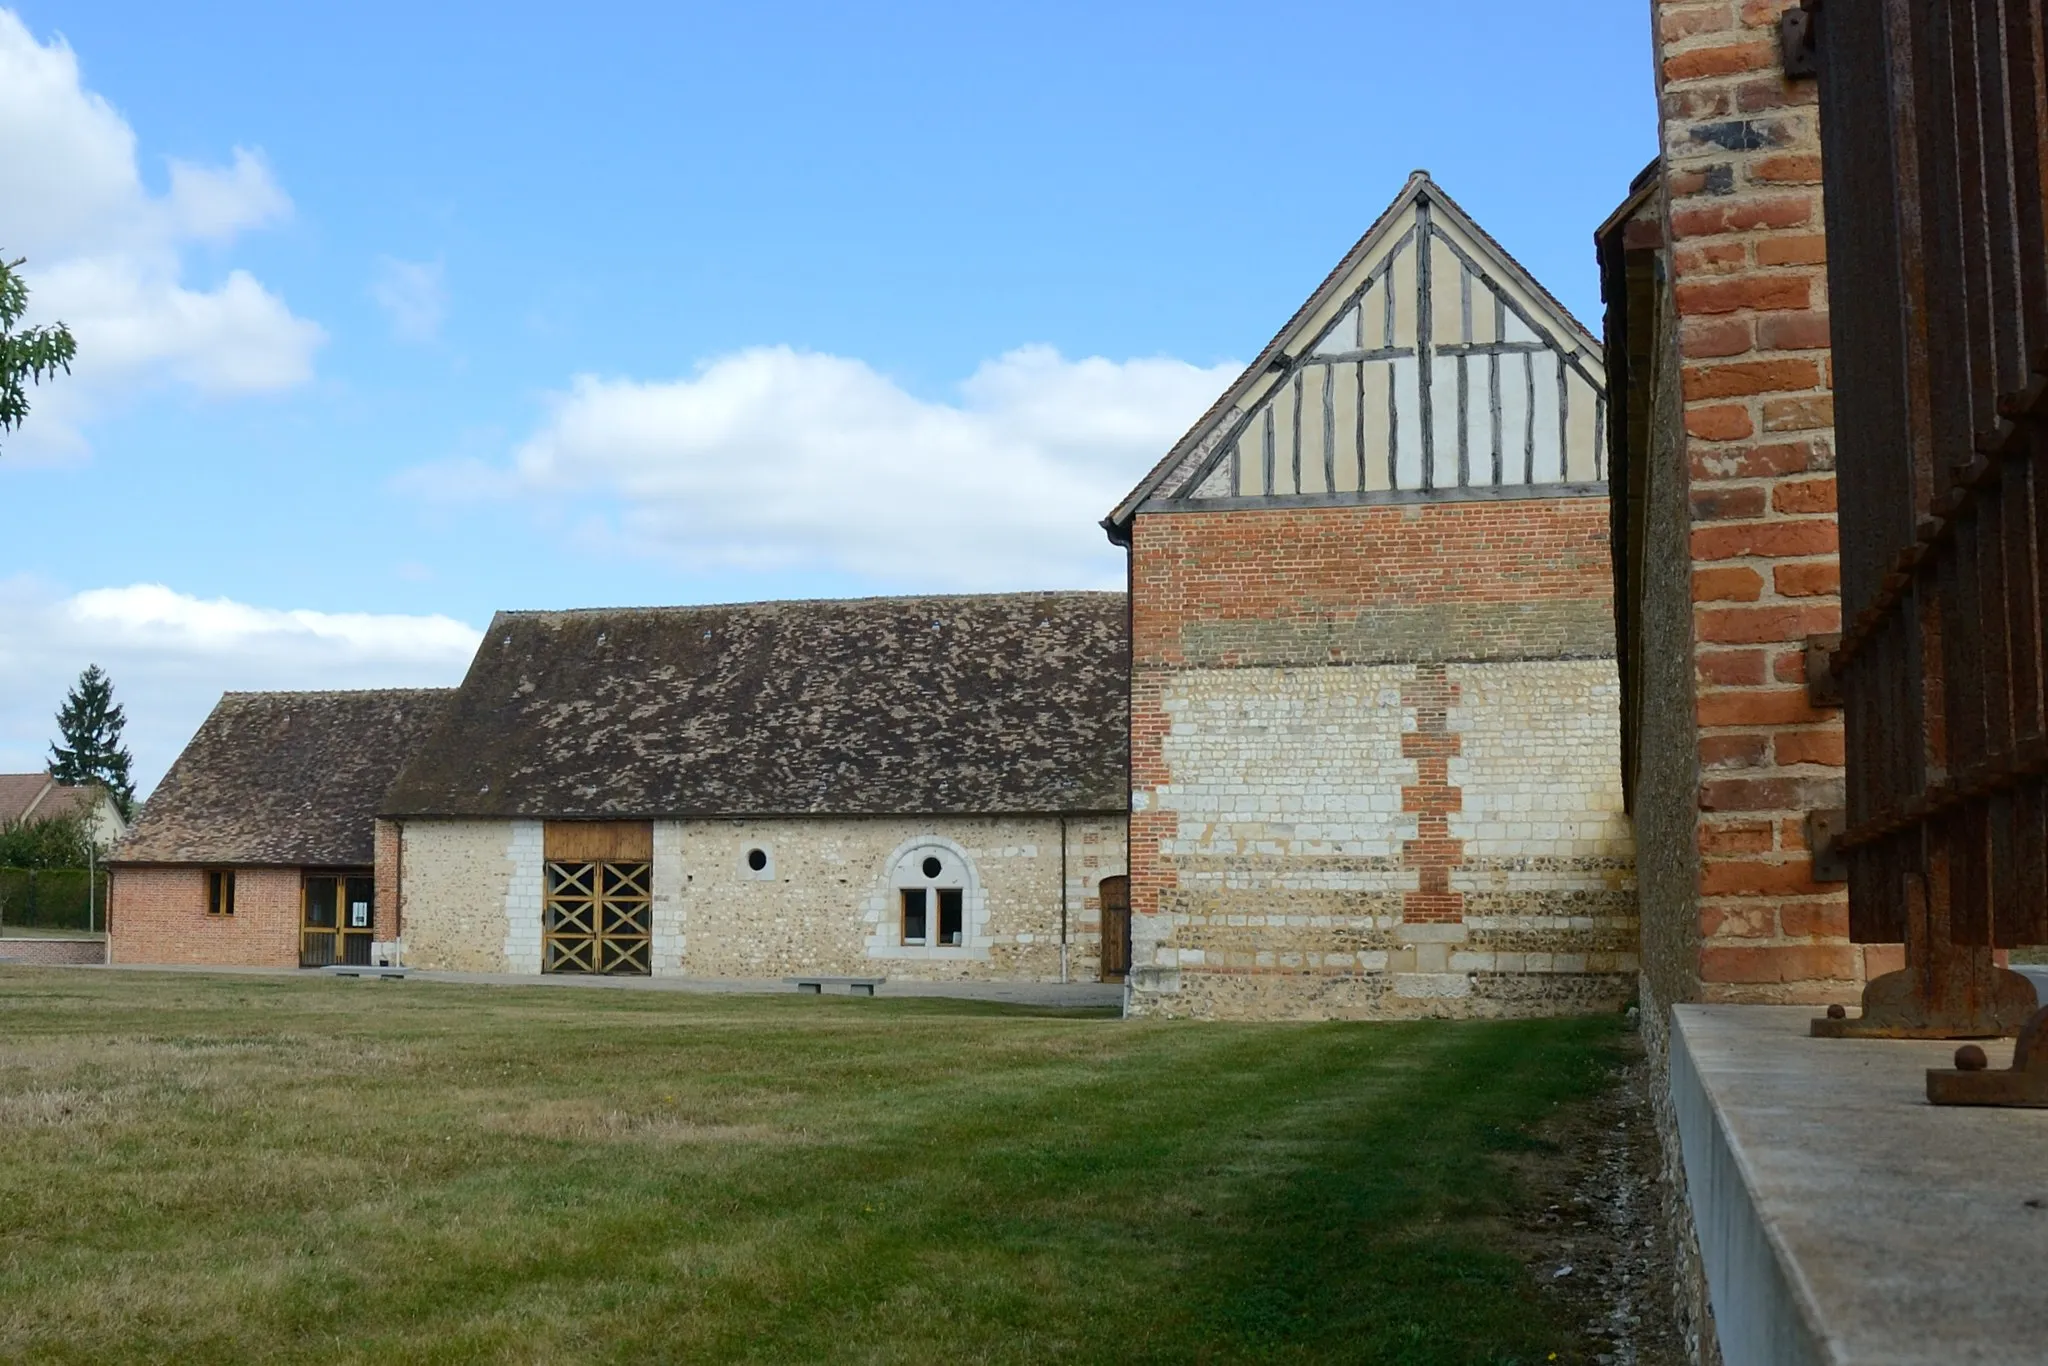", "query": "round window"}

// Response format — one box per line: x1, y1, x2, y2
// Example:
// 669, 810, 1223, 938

921, 855, 943, 879
747, 848, 768, 872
